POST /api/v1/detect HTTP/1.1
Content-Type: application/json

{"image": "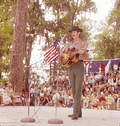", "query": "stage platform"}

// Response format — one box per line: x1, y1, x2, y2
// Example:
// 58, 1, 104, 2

0, 106, 119, 126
